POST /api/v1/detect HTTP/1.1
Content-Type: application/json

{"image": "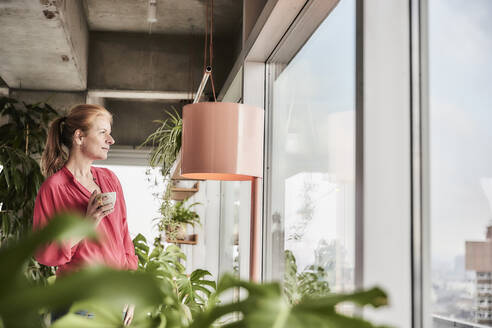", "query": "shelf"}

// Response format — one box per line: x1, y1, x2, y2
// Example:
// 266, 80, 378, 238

170, 181, 199, 201
166, 234, 198, 245
170, 187, 199, 192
